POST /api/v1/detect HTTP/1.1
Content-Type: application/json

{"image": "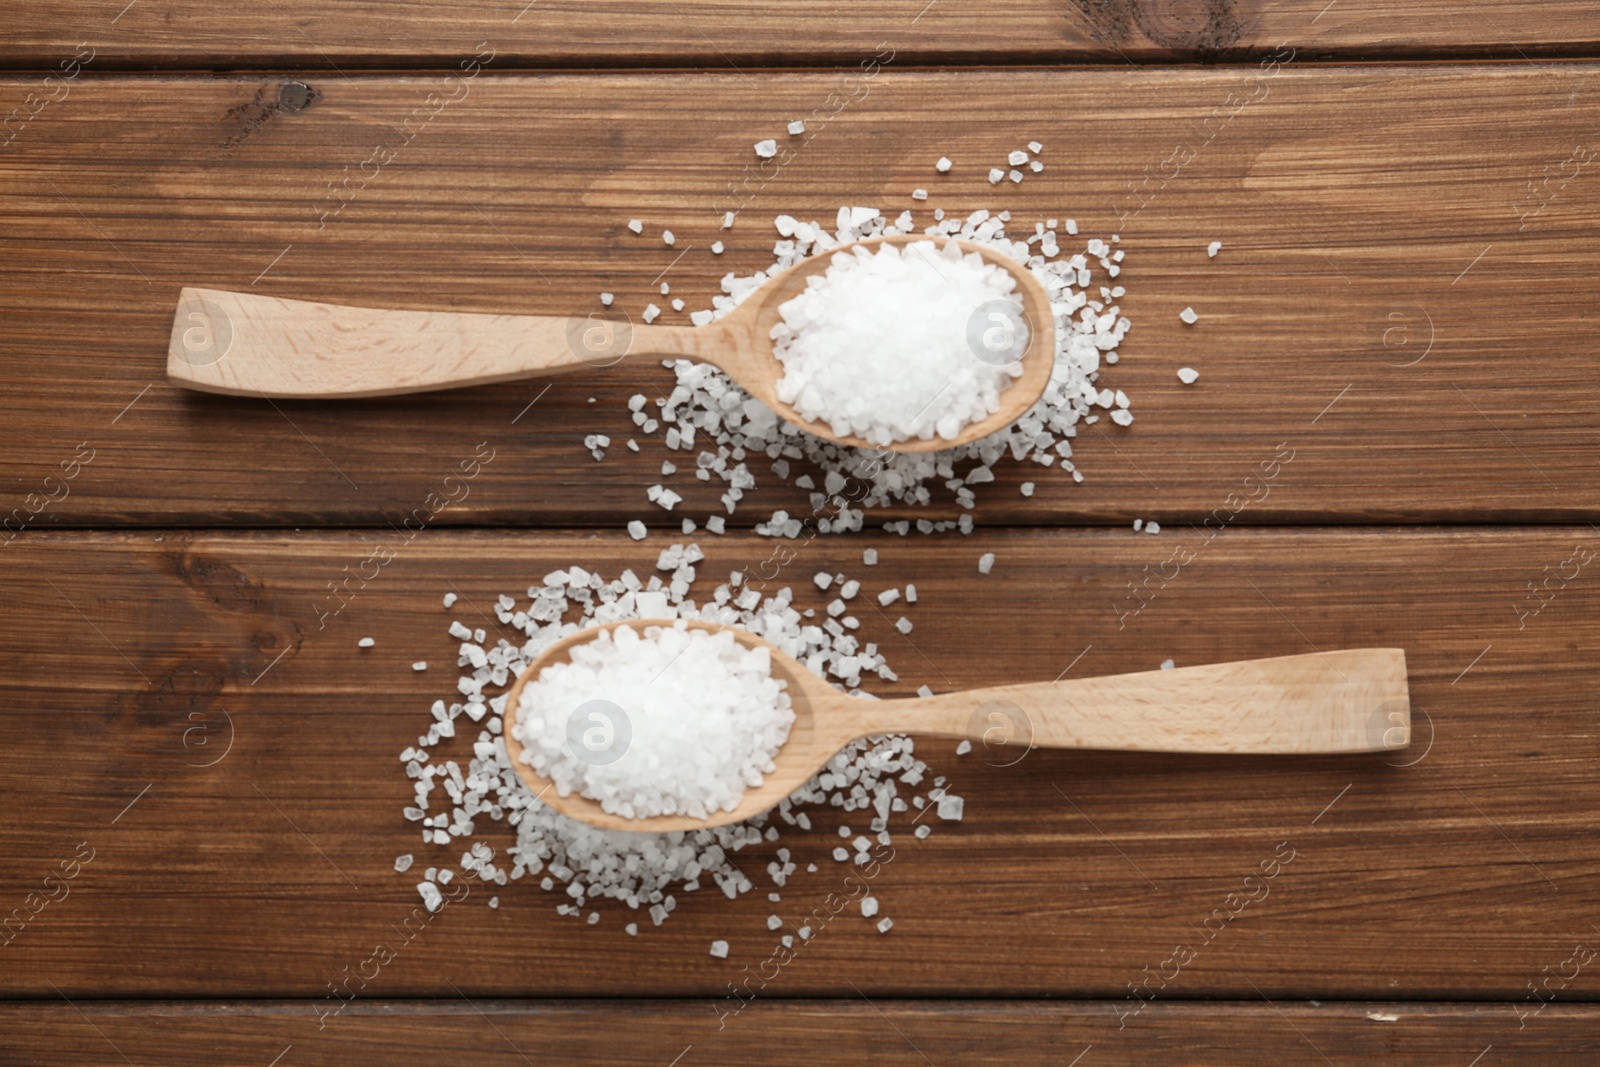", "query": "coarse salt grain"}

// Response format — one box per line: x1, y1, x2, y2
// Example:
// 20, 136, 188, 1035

1177, 367, 1199, 384
977, 553, 995, 575
627, 219, 643, 234
614, 202, 1131, 534
1179, 306, 1198, 324
512, 623, 794, 820
988, 168, 1004, 184
935, 157, 952, 172
359, 637, 375, 648
771, 240, 1028, 446
1207, 241, 1222, 258
662, 230, 675, 247
754, 139, 777, 158
710, 939, 729, 958
788, 120, 805, 135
